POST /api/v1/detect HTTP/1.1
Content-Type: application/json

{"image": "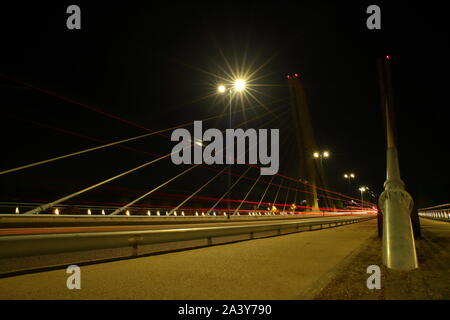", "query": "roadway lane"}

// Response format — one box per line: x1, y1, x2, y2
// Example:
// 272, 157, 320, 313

0, 219, 378, 299
0, 215, 372, 277
0, 215, 359, 236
